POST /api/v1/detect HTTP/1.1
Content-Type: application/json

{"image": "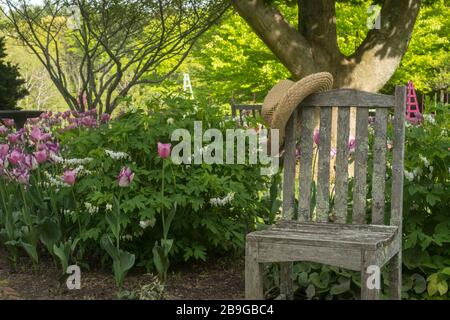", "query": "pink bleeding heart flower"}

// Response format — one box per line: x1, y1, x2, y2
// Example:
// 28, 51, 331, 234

0, 126, 8, 135
118, 167, 134, 187
8, 133, 21, 144
348, 137, 356, 154
63, 170, 77, 185
9, 149, 23, 165
34, 150, 48, 164
157, 143, 171, 159
3, 119, 15, 128
23, 154, 38, 170
313, 130, 320, 146
0, 144, 9, 157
